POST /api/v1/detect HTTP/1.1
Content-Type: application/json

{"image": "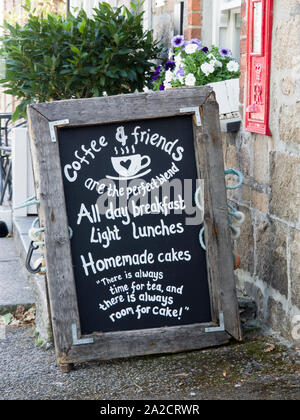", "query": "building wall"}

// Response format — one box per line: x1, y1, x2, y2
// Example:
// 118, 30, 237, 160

70, 1, 198, 49
70, 1, 152, 32
0, 0, 25, 113
0, 0, 66, 114
70, 0, 127, 16
185, 0, 202, 40
151, 0, 204, 46
151, 1, 186, 49
223, 0, 300, 343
